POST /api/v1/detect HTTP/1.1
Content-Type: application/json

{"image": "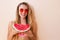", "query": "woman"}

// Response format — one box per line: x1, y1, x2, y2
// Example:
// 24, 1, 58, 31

7, 2, 37, 40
